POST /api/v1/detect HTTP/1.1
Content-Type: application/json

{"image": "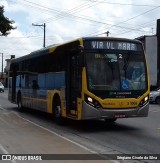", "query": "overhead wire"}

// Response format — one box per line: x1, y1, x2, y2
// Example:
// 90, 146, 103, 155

79, 0, 160, 7
112, 20, 157, 37
15, 0, 154, 36
86, 6, 160, 37
10, 0, 159, 34
21, 0, 160, 38
2, 0, 98, 54
2, 0, 61, 54
2, 0, 160, 55
33, 0, 106, 24
15, 0, 93, 24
